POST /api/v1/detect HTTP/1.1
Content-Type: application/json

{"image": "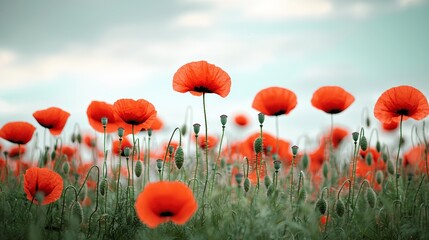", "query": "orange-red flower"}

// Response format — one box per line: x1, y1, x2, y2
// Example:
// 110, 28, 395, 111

233, 114, 250, 127
0, 121, 36, 145
252, 87, 297, 116
23, 167, 64, 205
113, 98, 157, 132
311, 86, 355, 114
135, 181, 198, 228
8, 145, 26, 158
58, 145, 76, 161
112, 137, 133, 156
173, 60, 231, 97
33, 107, 70, 136
374, 85, 429, 124
326, 127, 349, 149
87, 101, 120, 133
197, 135, 219, 150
